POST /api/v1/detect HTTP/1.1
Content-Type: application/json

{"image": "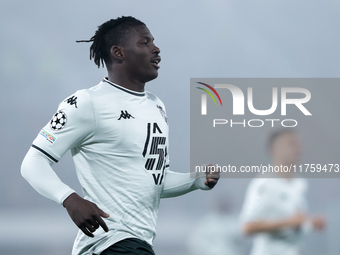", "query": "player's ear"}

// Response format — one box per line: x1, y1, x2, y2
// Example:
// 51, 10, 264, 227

110, 45, 124, 61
